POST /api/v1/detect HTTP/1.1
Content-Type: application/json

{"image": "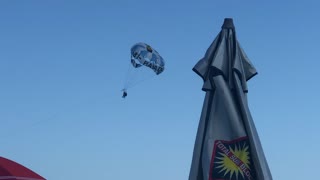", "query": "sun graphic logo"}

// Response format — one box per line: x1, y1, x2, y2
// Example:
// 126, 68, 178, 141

210, 137, 256, 180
